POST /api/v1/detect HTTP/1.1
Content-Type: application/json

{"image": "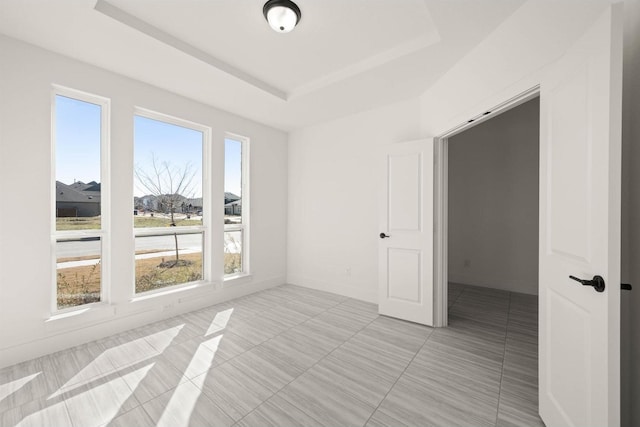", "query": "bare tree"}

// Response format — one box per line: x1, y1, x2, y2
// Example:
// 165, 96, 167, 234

135, 153, 197, 264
